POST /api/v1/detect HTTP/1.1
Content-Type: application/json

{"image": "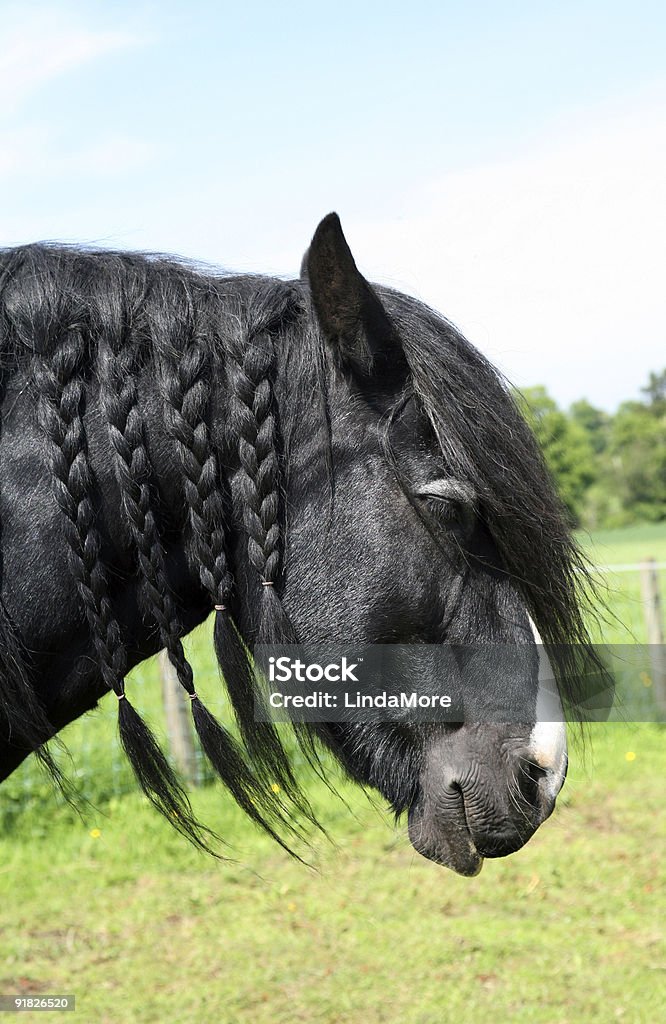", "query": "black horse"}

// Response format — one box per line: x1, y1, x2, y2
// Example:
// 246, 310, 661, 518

0, 214, 599, 875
